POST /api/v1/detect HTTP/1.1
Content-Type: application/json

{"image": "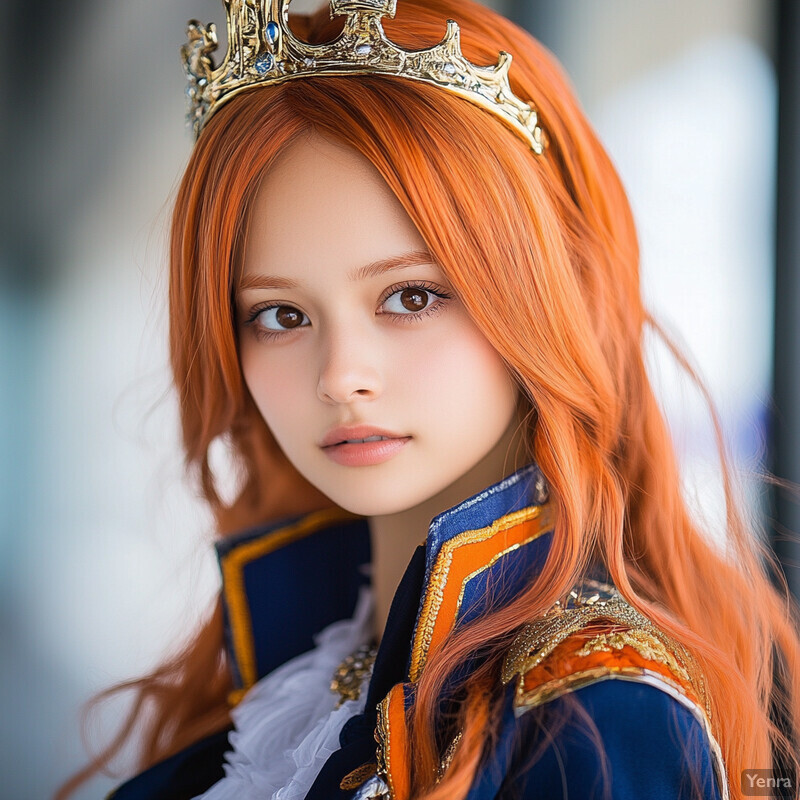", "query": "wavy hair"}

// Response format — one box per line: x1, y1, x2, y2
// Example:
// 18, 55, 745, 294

58, 1, 800, 797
